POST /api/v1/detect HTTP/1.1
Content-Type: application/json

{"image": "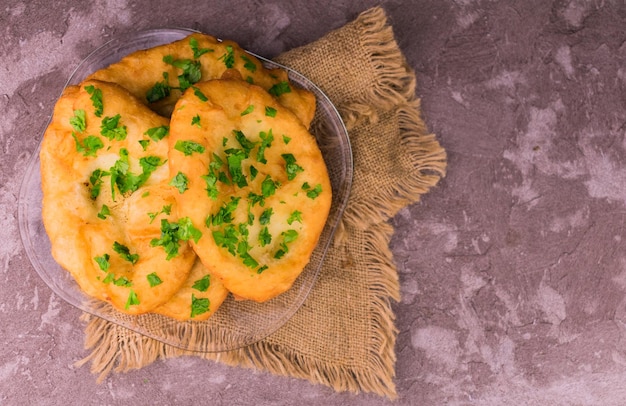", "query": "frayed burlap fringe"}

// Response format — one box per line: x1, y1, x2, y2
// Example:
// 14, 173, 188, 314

77, 6, 446, 399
